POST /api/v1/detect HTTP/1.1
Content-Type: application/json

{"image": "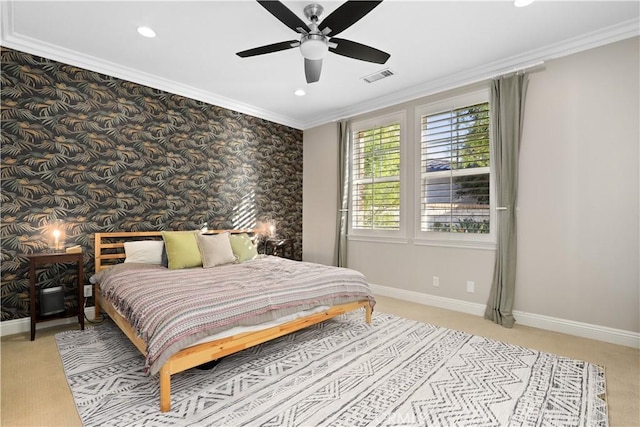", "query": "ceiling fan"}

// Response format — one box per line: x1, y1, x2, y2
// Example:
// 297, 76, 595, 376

236, 0, 390, 84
